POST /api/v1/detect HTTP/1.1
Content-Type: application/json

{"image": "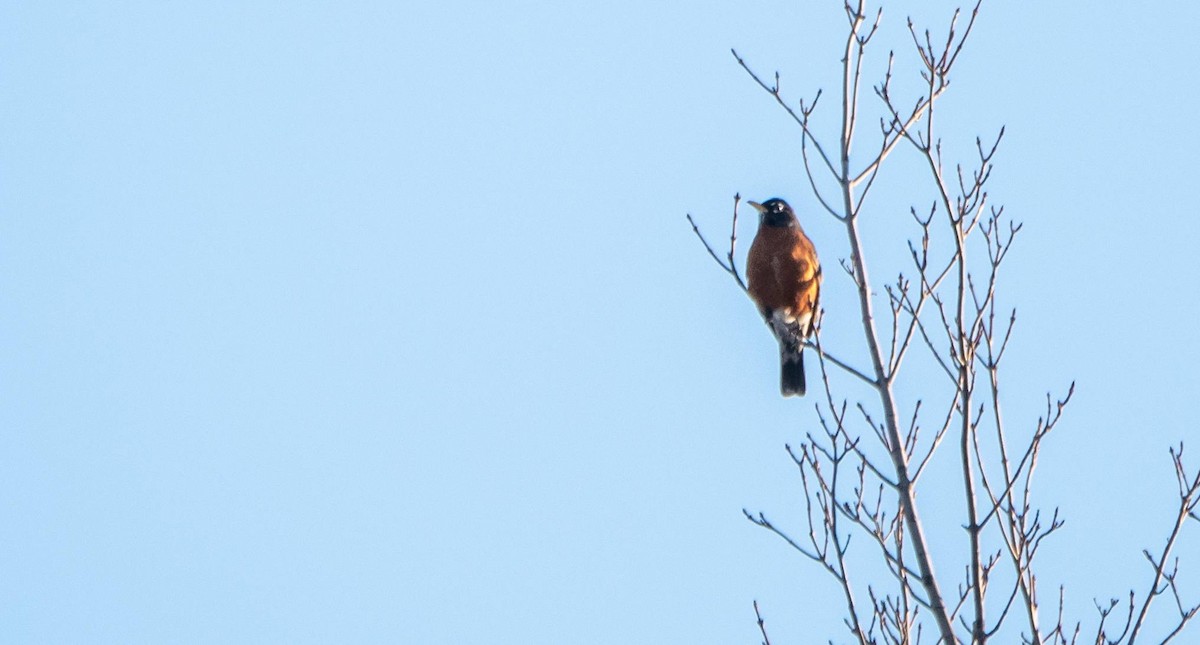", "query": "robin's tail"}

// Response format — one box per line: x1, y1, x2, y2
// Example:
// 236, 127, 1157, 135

780, 345, 806, 397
